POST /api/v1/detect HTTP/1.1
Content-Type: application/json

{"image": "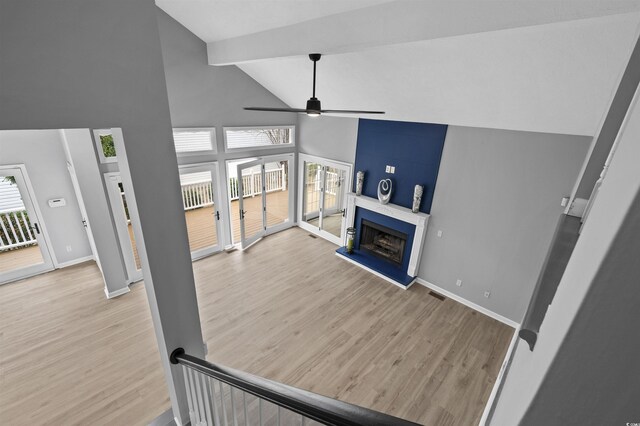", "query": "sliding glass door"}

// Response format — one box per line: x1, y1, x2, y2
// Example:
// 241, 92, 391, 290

298, 154, 352, 245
